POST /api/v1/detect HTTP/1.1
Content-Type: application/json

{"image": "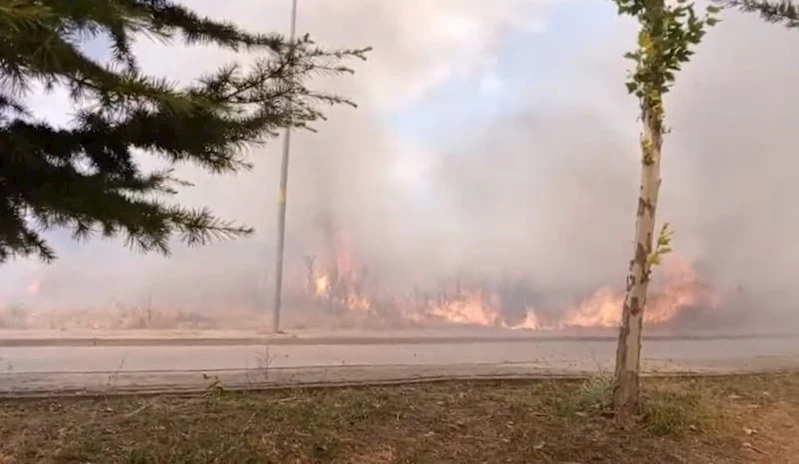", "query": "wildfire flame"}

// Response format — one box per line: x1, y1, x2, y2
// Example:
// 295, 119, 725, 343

25, 275, 43, 297
308, 241, 373, 313
314, 275, 330, 297
15, 239, 716, 332
427, 289, 502, 326
304, 246, 717, 331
